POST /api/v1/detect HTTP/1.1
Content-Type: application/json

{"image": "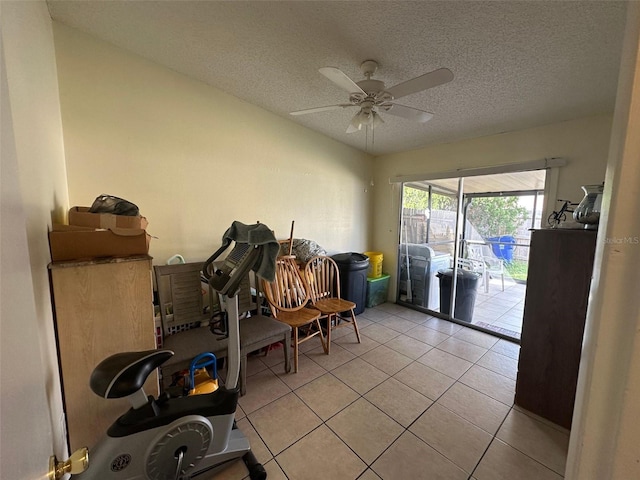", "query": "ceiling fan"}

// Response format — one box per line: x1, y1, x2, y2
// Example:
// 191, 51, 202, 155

290, 60, 453, 133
